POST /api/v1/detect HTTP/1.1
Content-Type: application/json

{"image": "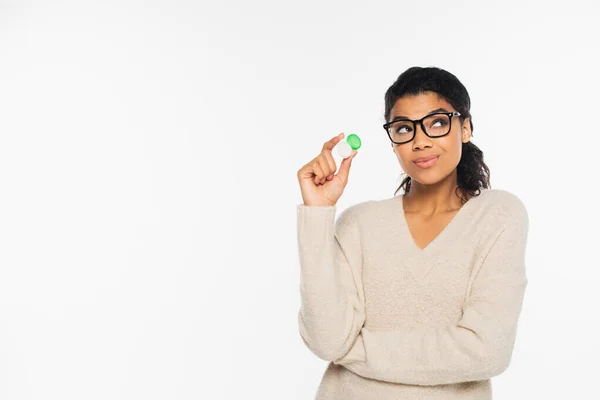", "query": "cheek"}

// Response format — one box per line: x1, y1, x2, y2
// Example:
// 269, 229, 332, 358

440, 141, 463, 167
394, 147, 409, 166
440, 135, 462, 157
